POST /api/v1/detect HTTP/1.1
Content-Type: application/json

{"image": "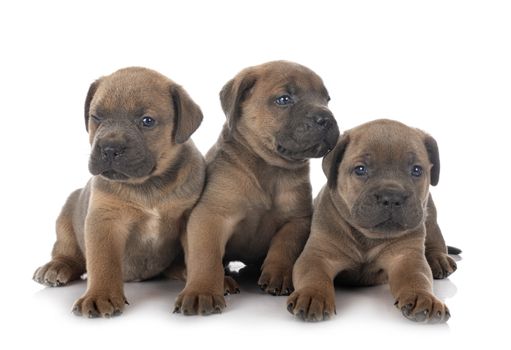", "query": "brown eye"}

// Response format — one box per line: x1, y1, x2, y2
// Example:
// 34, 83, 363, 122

141, 116, 156, 128
411, 165, 423, 177
354, 165, 368, 176
275, 95, 293, 106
